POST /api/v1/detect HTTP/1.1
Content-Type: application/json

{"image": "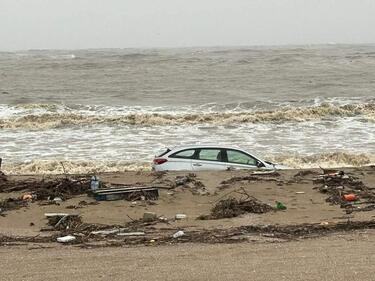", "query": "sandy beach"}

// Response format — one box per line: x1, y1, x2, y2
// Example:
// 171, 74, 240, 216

1, 167, 375, 236
1, 167, 375, 280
